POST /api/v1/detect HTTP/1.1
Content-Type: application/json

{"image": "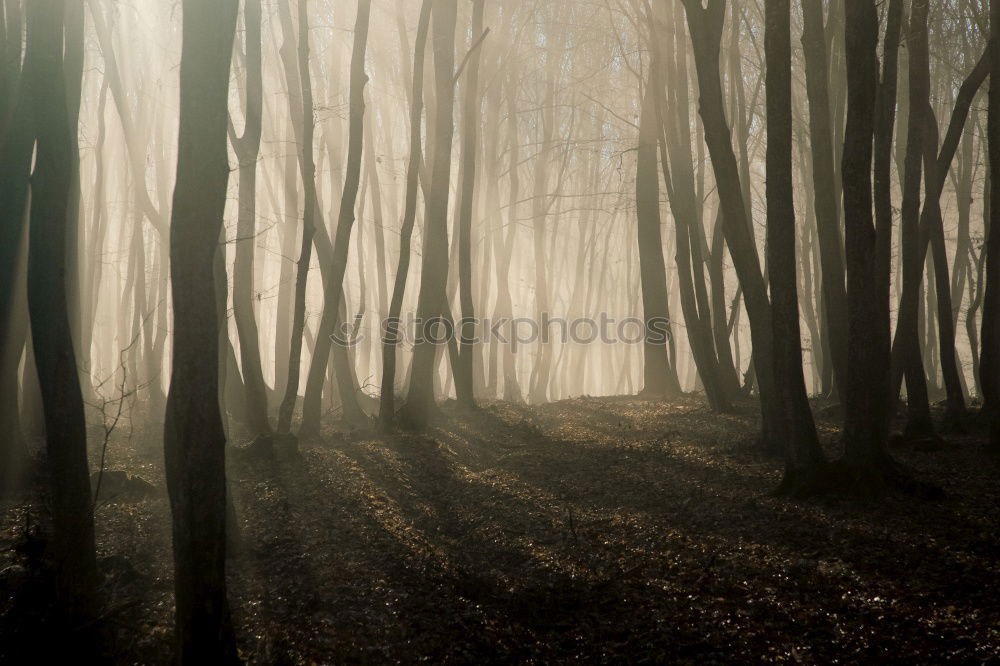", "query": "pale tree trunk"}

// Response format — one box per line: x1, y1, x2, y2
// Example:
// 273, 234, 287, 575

400, 0, 458, 431
454, 0, 486, 408
276, 0, 319, 435
380, 0, 431, 427
229, 0, 272, 437
636, 79, 681, 398
298, 0, 373, 436
841, 0, 909, 492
